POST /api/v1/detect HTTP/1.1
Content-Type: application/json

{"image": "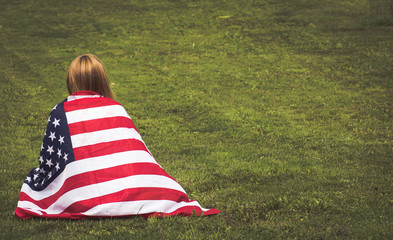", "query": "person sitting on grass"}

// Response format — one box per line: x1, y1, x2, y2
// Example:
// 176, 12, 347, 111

15, 54, 220, 219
